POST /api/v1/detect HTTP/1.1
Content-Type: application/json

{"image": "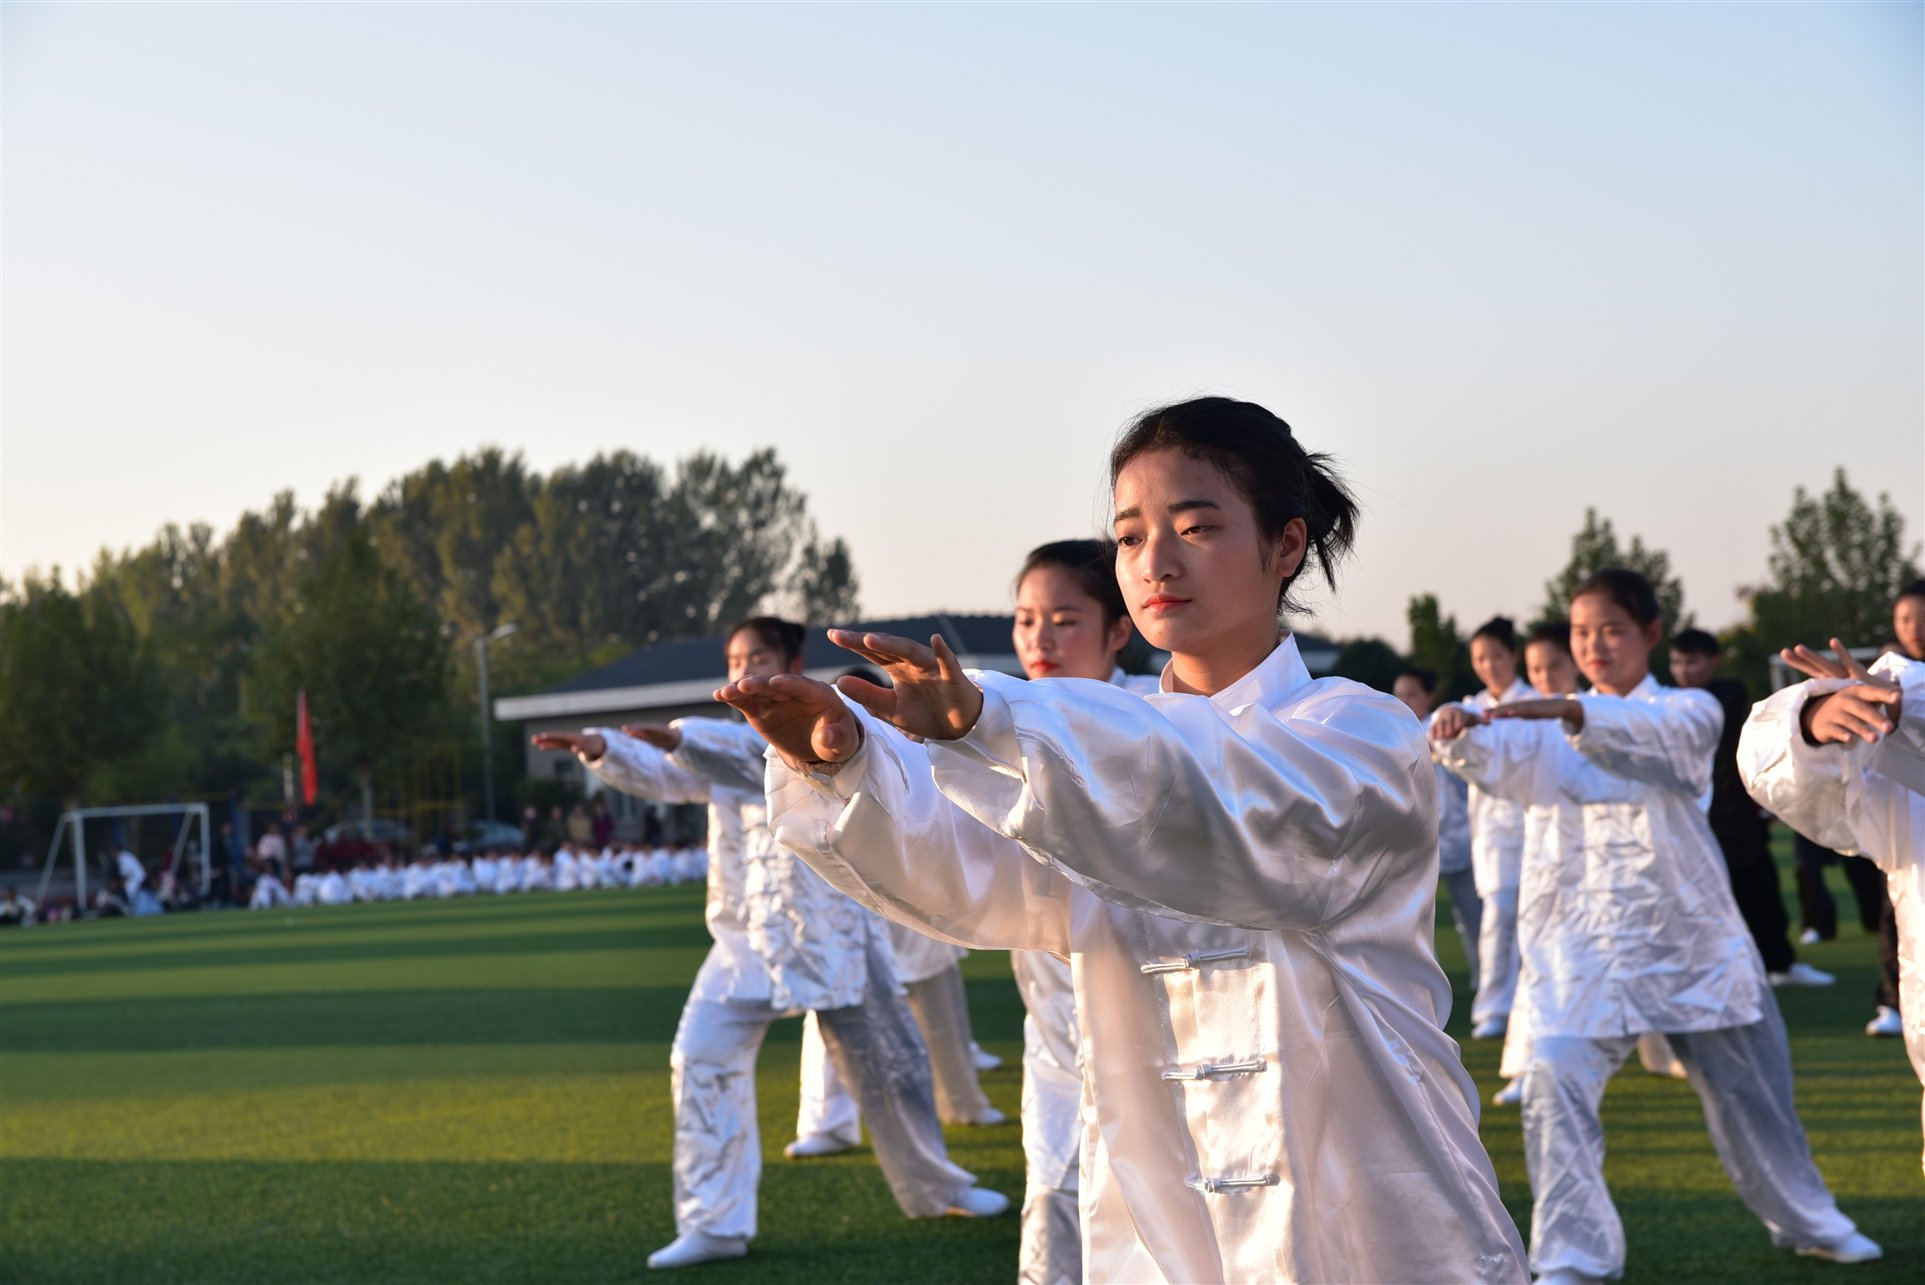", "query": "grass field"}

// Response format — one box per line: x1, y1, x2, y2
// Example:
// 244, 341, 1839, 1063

1, 846, 1919, 1284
